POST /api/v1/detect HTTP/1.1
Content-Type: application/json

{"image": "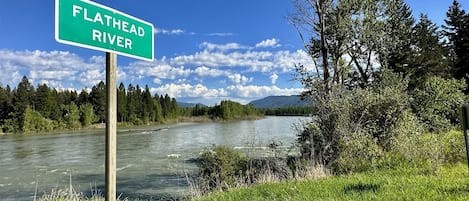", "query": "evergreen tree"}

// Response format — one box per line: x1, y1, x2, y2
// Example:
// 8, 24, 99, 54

90, 81, 106, 123
126, 83, 137, 121
34, 84, 53, 118
444, 0, 469, 86
77, 88, 90, 106
12, 76, 34, 131
0, 85, 12, 125
117, 82, 127, 122
384, 0, 415, 75
409, 14, 451, 88
49, 89, 61, 121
